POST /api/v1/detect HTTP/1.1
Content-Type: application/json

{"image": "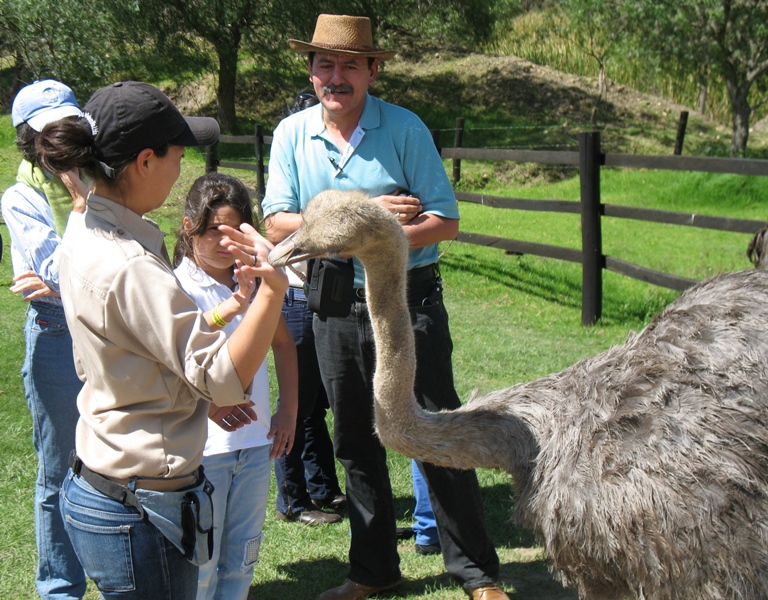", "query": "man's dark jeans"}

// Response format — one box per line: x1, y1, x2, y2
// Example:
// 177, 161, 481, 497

314, 276, 500, 589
